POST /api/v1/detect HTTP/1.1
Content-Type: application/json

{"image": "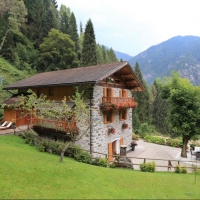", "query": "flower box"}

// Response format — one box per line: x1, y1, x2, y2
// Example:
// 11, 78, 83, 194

122, 123, 129, 129
108, 127, 116, 134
